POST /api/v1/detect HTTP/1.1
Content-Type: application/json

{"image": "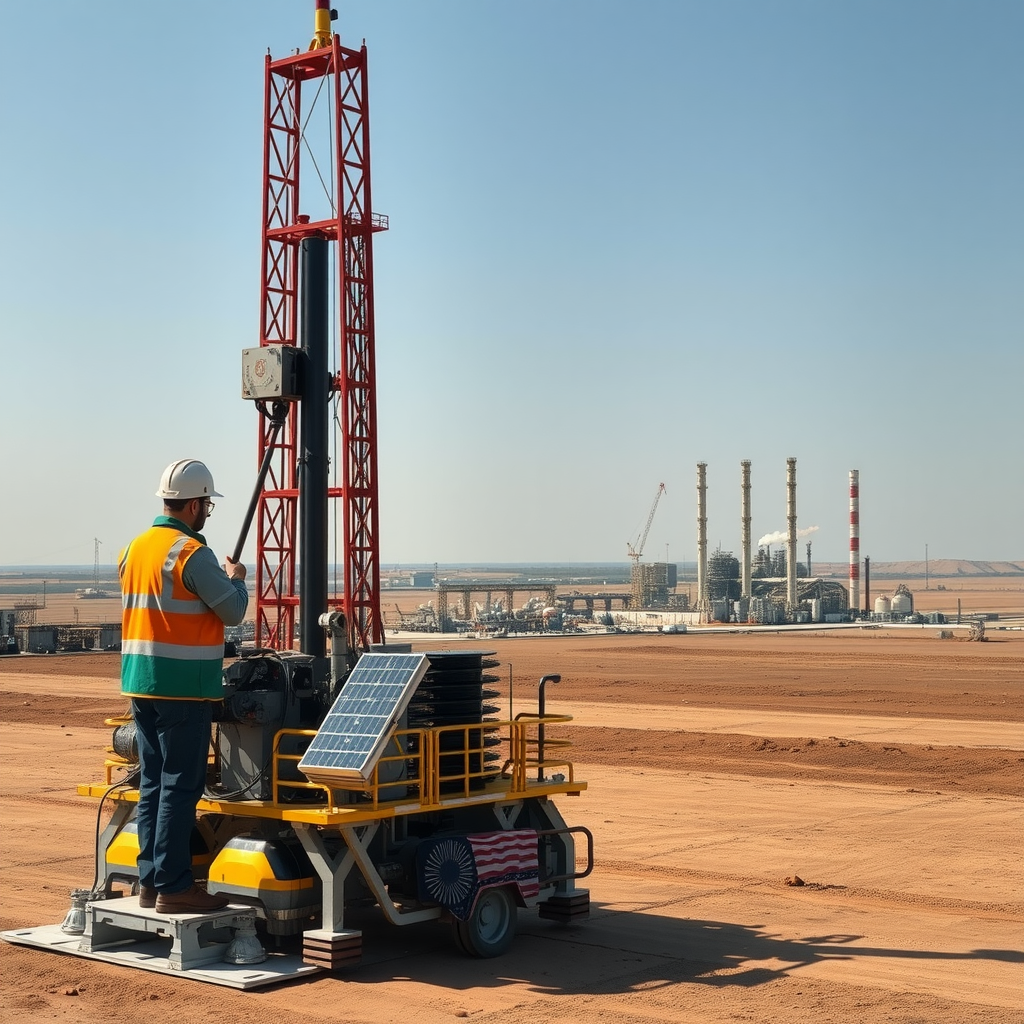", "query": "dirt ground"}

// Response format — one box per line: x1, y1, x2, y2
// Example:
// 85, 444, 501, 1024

1, 622, 1022, 1021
